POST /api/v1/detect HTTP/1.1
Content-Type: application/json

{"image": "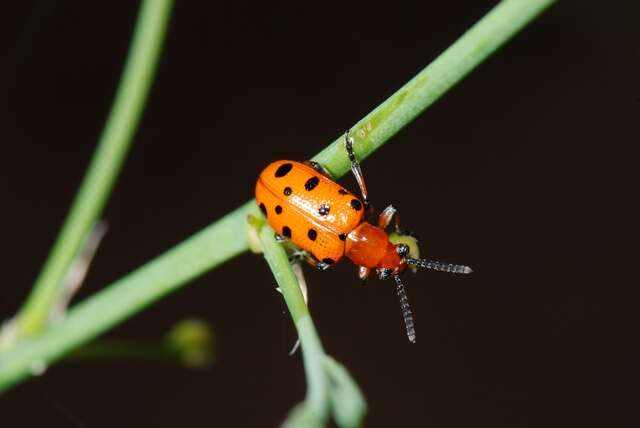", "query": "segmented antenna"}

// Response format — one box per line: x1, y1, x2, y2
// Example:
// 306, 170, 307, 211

405, 258, 473, 274
393, 275, 416, 343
